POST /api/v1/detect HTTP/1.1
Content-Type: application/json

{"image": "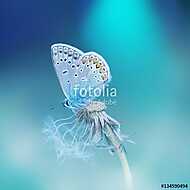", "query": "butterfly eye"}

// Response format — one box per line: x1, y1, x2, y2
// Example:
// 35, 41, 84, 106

64, 99, 70, 107
68, 61, 71, 64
